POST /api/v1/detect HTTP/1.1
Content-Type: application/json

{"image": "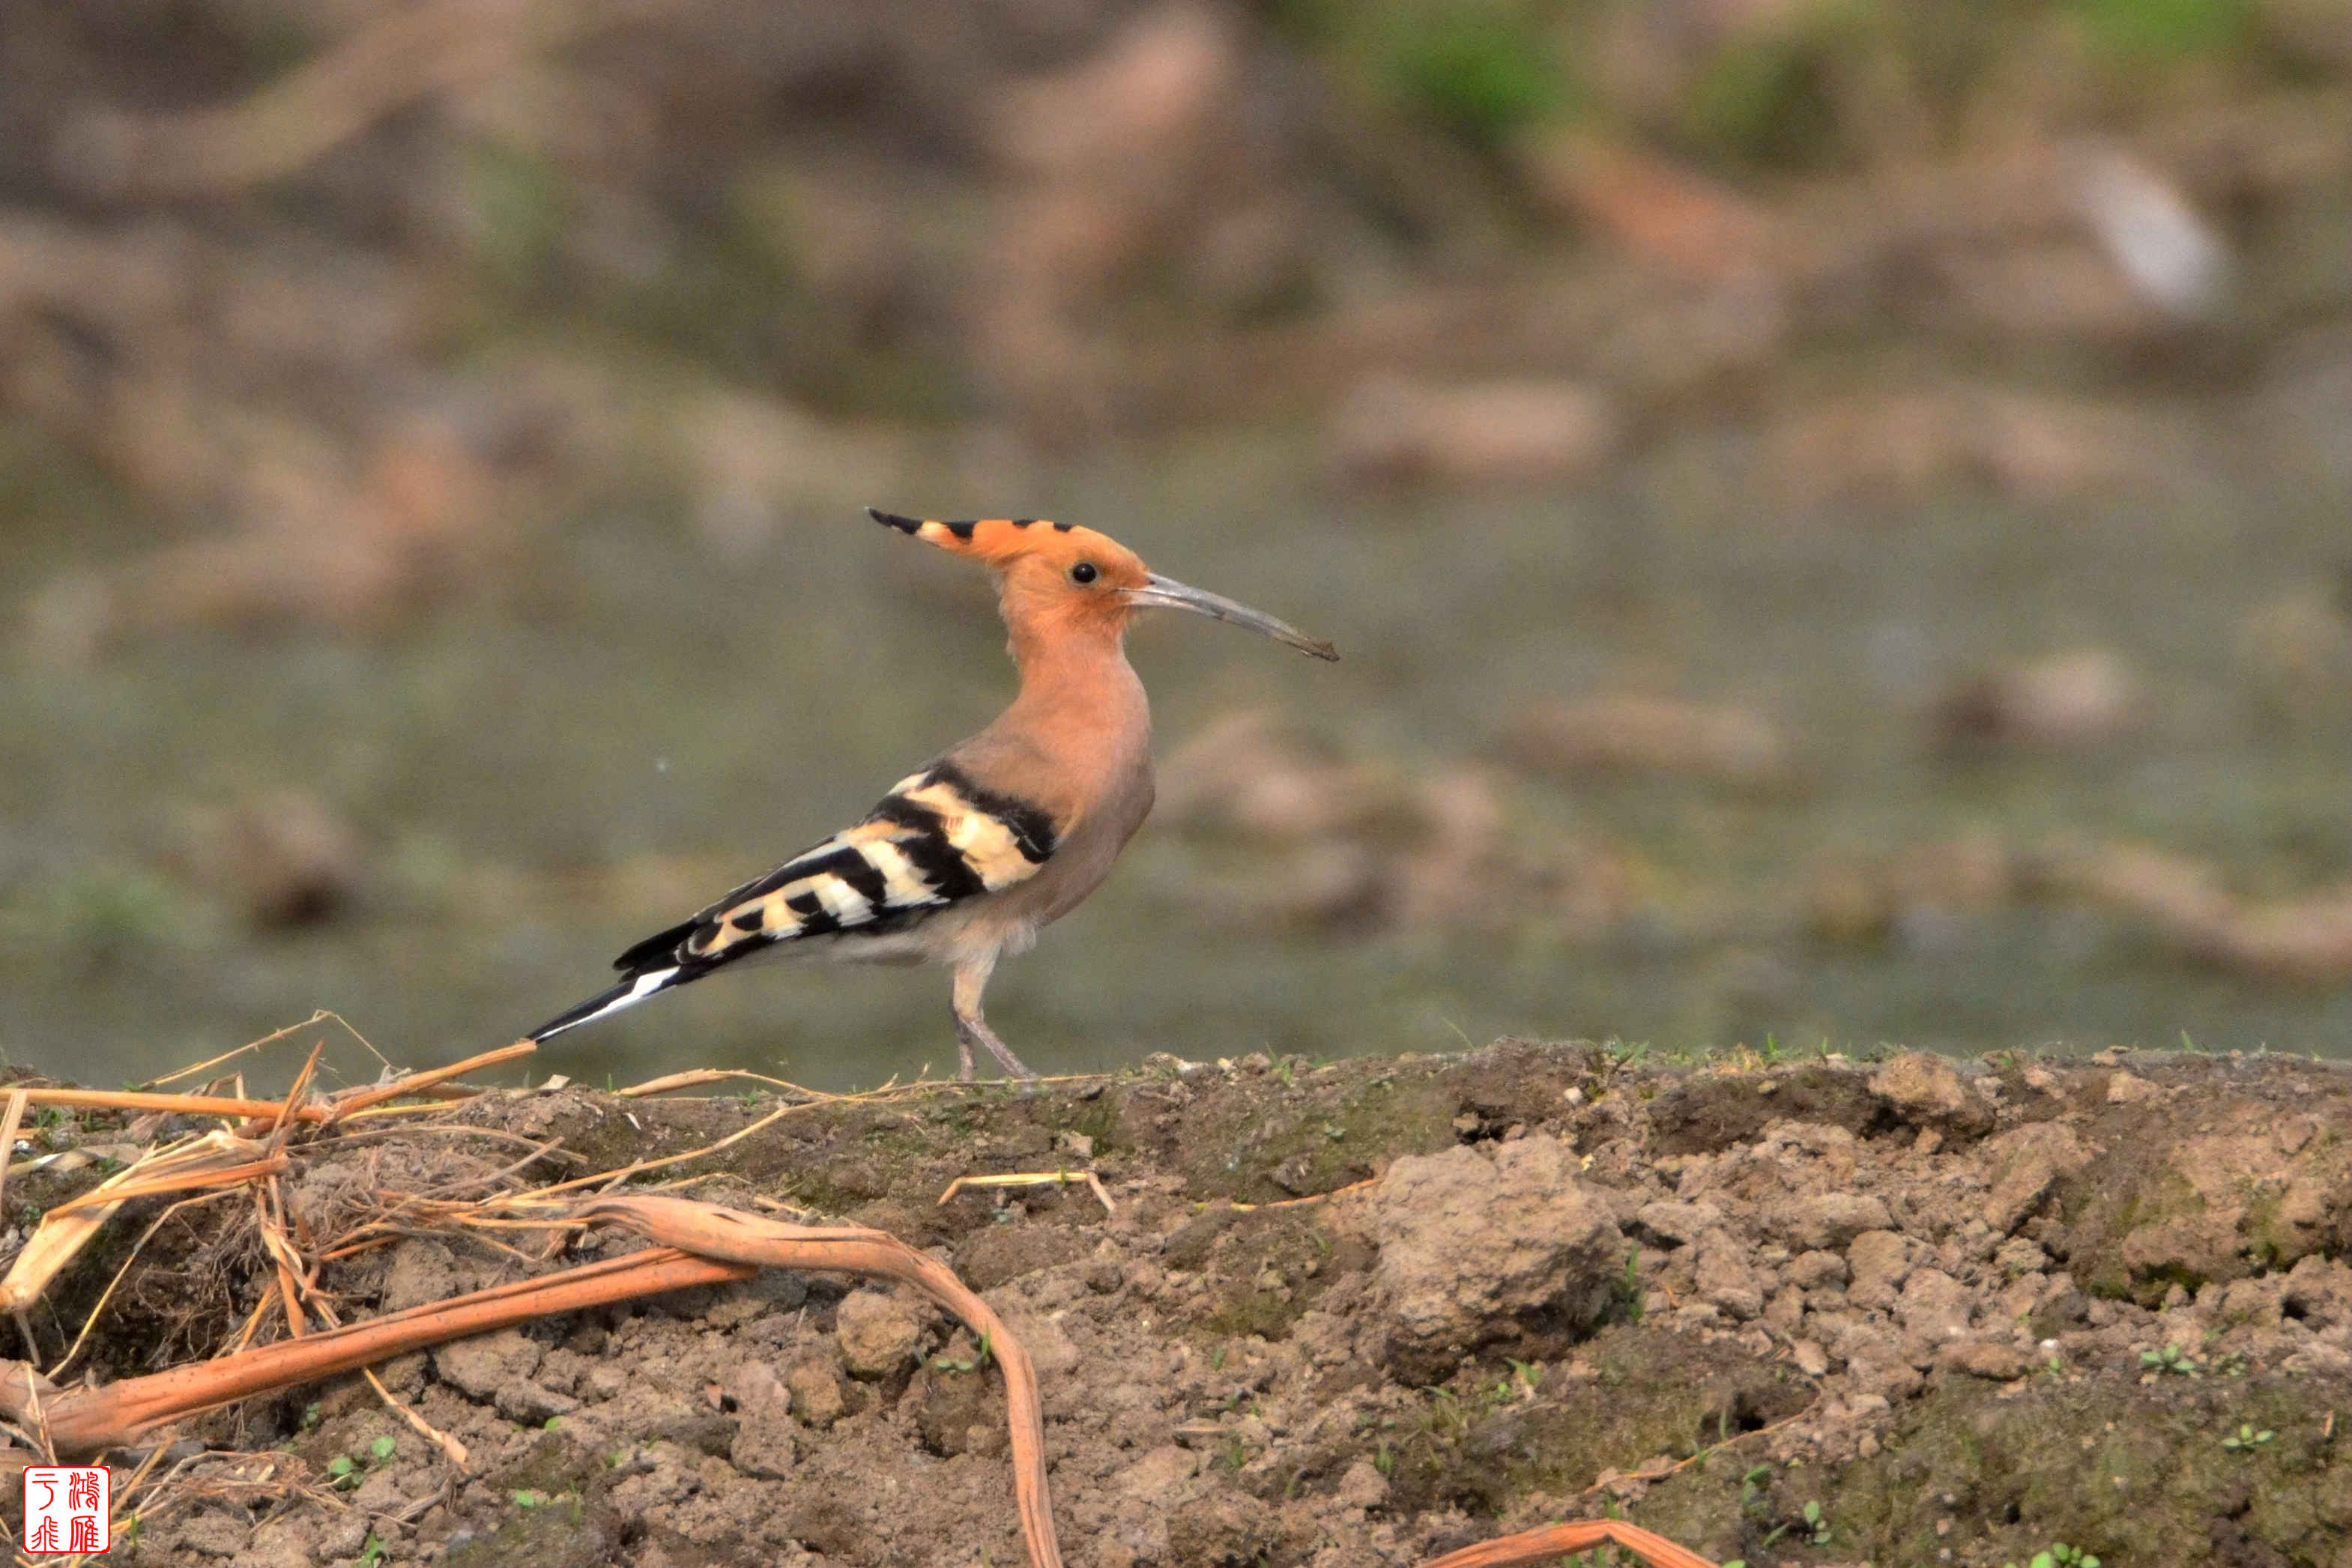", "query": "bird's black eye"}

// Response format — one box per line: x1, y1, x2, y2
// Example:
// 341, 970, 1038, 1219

1070, 561, 1098, 584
